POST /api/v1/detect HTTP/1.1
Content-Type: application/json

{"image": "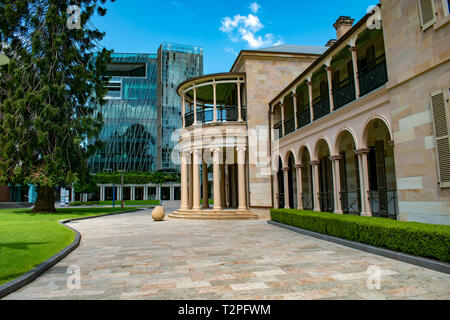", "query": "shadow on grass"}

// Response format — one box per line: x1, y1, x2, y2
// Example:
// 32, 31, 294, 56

0, 272, 30, 284
0, 242, 47, 251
